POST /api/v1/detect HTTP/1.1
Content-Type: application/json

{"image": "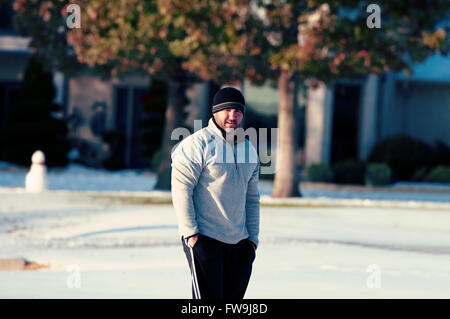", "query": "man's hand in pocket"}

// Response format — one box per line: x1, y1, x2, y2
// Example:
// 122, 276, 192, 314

188, 234, 199, 248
